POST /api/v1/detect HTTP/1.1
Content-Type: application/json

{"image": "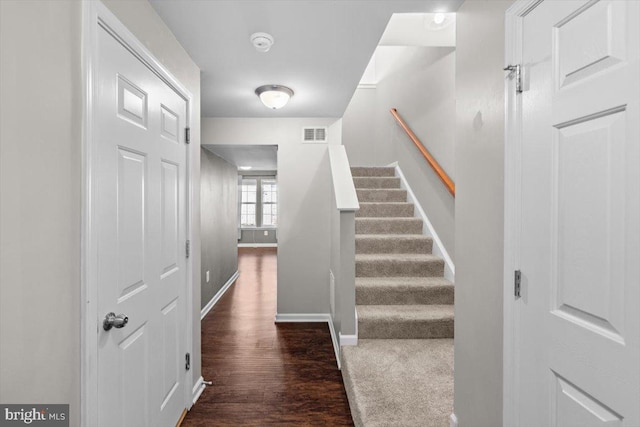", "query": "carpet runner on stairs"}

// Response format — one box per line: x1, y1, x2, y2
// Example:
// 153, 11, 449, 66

341, 166, 454, 427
